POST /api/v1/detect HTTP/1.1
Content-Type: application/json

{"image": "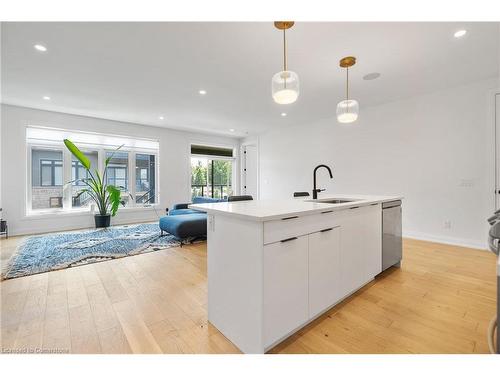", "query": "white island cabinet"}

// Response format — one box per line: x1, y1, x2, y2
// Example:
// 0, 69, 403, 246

190, 195, 401, 353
